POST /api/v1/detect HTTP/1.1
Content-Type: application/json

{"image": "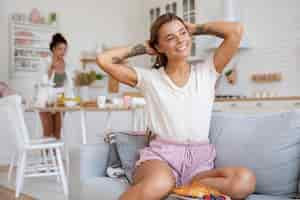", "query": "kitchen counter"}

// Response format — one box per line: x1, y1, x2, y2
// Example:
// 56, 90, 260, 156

215, 96, 300, 102
213, 96, 300, 112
